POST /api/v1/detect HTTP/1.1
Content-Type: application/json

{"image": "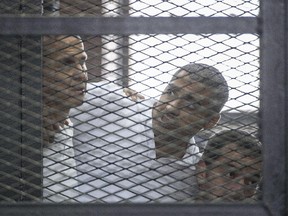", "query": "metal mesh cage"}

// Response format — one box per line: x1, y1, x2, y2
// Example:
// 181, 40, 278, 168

0, 0, 264, 207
